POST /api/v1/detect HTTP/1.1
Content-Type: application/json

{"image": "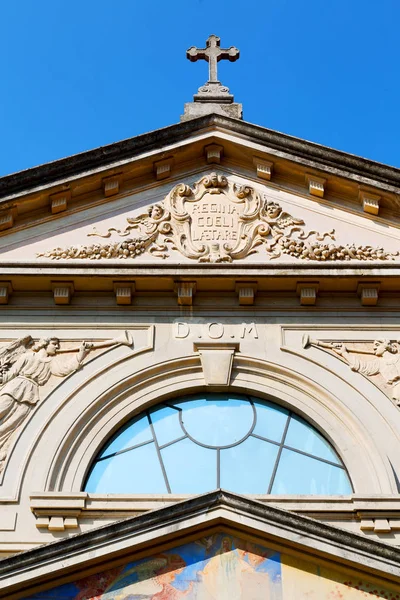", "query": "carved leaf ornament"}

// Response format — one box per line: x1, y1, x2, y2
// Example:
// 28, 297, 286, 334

38, 174, 398, 263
